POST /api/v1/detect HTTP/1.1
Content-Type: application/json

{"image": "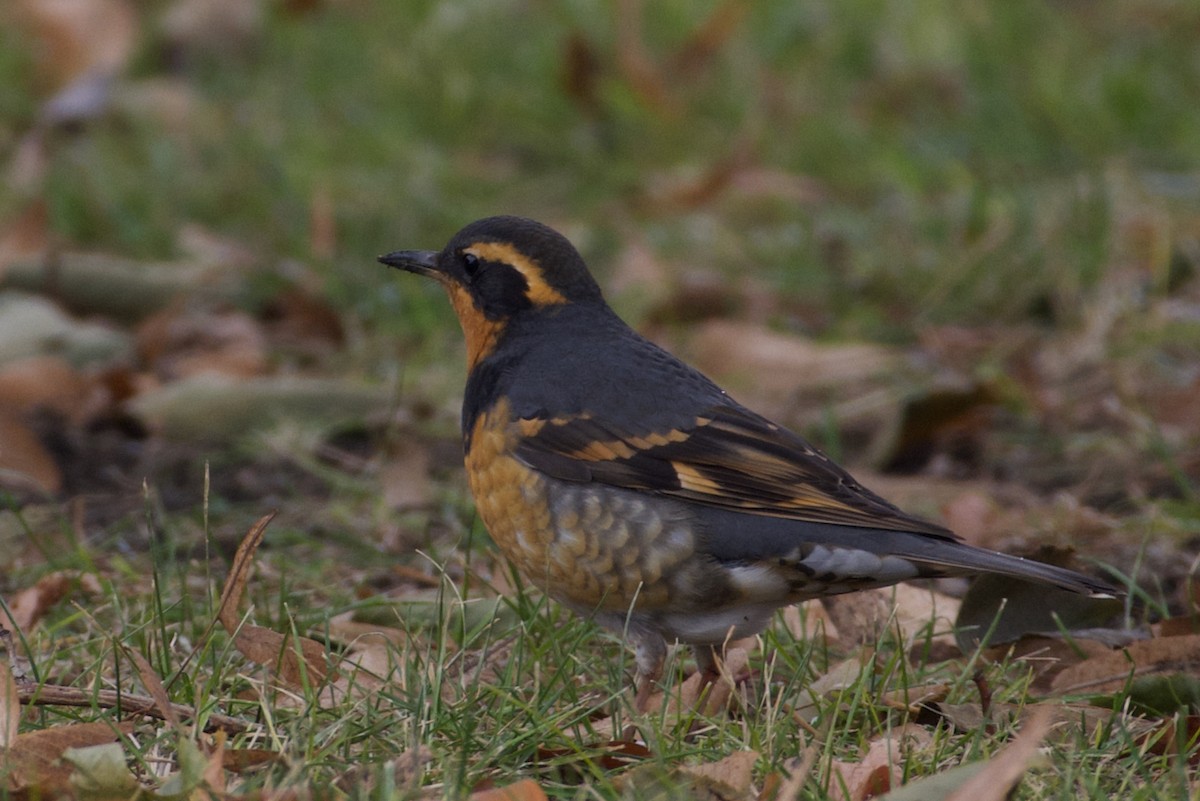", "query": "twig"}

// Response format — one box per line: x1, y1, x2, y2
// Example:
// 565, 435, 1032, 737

15, 683, 251, 733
